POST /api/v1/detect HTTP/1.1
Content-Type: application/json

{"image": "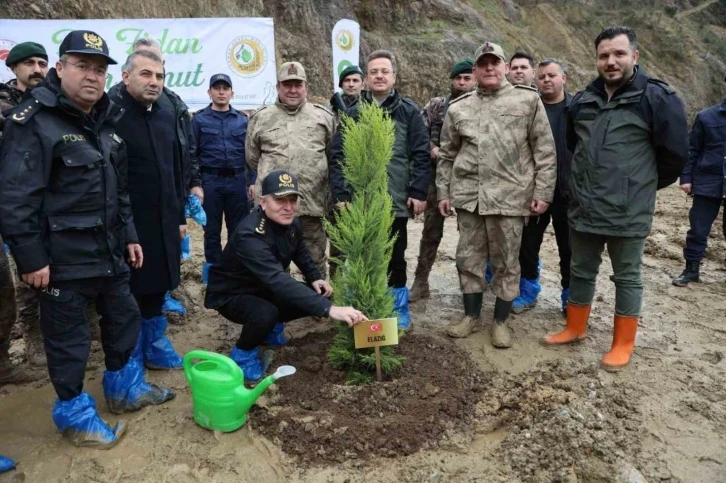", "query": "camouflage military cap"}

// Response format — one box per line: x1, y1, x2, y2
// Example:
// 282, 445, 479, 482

474, 42, 506, 63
